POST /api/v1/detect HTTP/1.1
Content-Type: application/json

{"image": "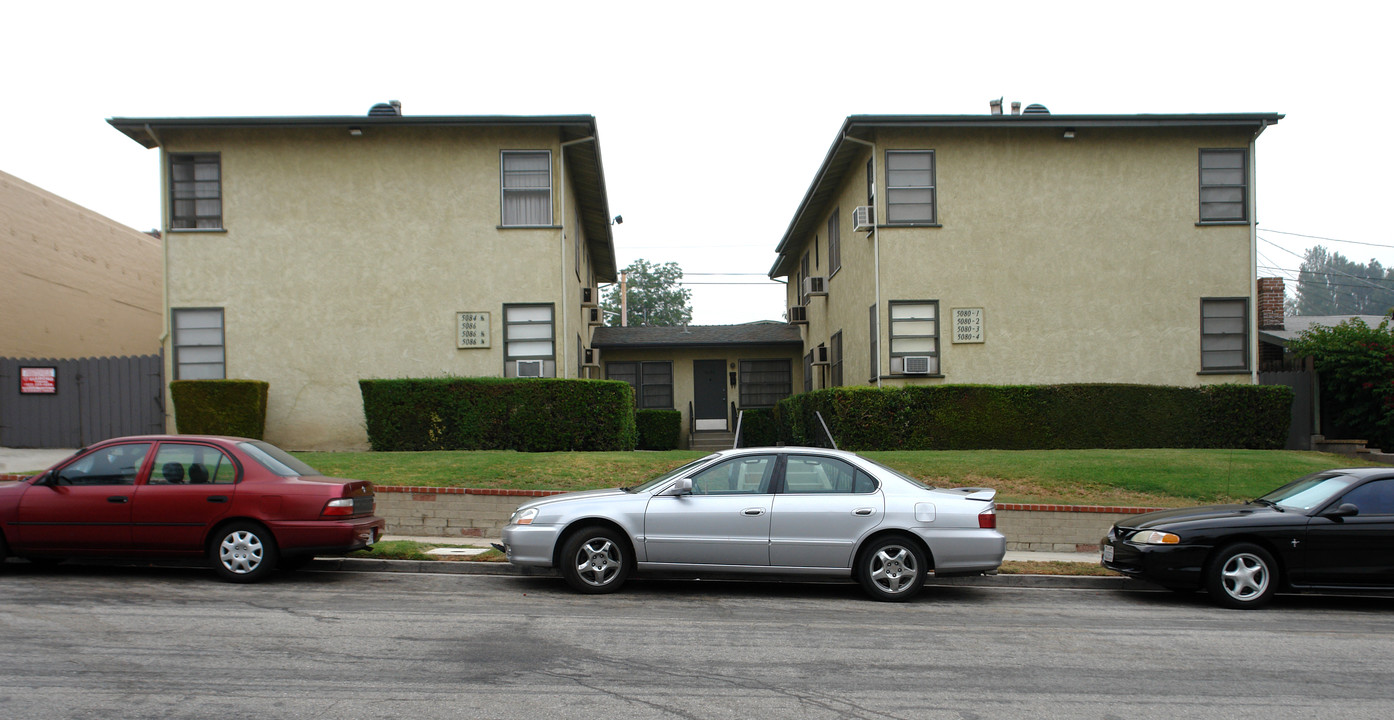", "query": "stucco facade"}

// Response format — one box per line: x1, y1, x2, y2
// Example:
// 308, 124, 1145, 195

772, 112, 1282, 391
1, 170, 162, 359
110, 110, 616, 450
